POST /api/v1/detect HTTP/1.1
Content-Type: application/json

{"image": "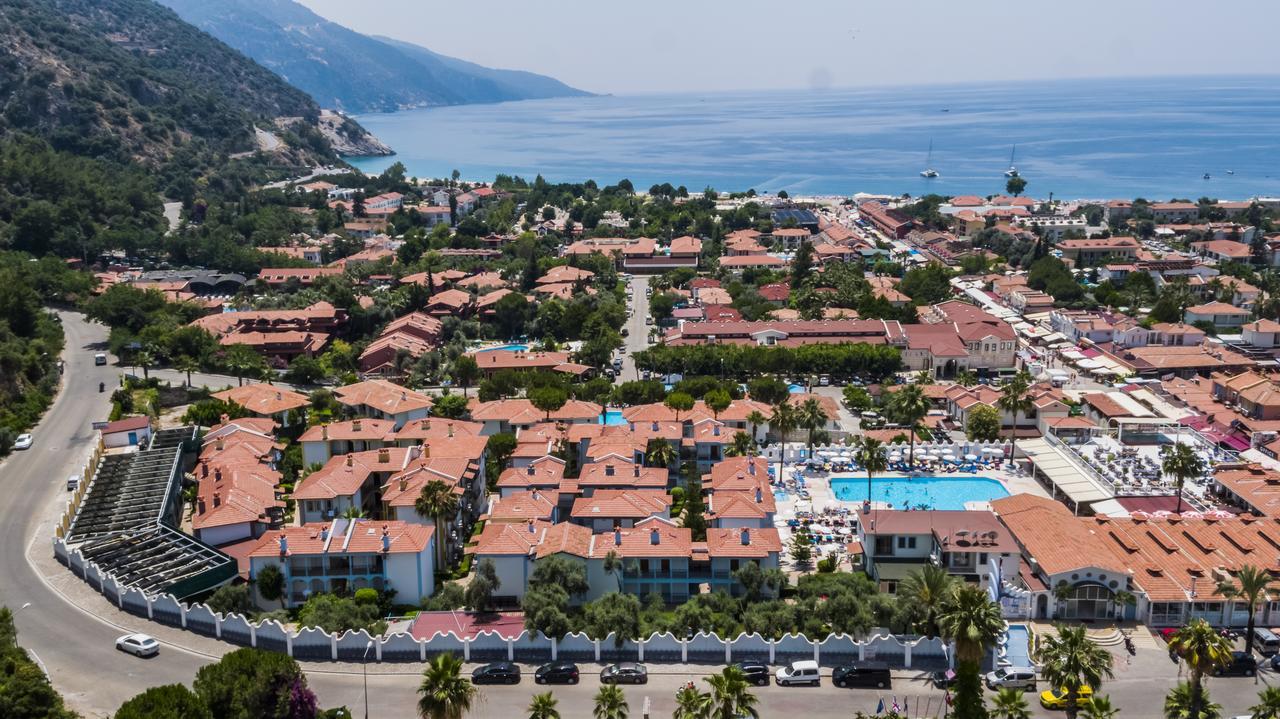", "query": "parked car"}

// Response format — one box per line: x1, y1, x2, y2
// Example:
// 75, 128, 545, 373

66, 474, 80, 492
819, 374, 830, 386
115, 633, 159, 657
94, 352, 107, 366
645, 316, 654, 325
732, 659, 771, 687
1040, 685, 1093, 710
13, 433, 33, 450
621, 327, 629, 337
985, 666, 1037, 691
1254, 628, 1280, 656
534, 661, 579, 685
472, 662, 520, 685
600, 662, 647, 684
832, 661, 891, 689
931, 670, 958, 689
1214, 651, 1258, 677
775, 659, 821, 686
